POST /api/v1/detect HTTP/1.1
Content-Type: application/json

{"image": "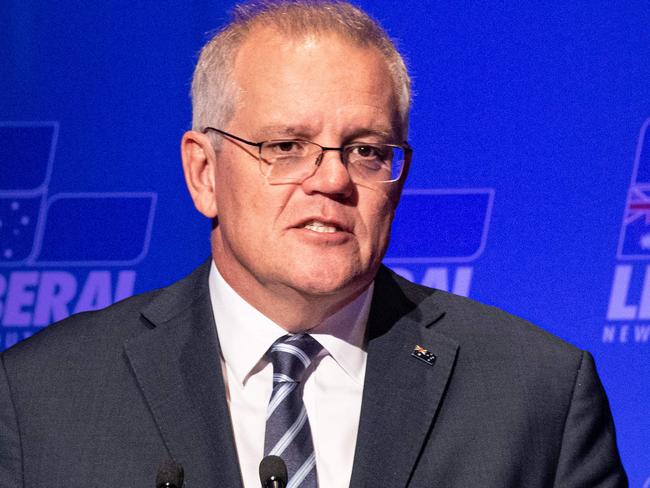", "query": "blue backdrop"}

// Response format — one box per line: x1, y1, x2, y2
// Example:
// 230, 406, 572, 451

1, 1, 648, 485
